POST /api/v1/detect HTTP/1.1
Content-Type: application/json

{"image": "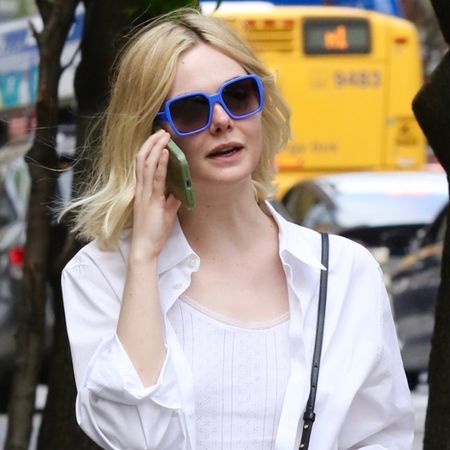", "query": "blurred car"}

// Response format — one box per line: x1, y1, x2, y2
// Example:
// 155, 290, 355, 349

268, 198, 293, 220
281, 171, 448, 269
390, 203, 448, 390
0, 135, 73, 411
0, 141, 33, 409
